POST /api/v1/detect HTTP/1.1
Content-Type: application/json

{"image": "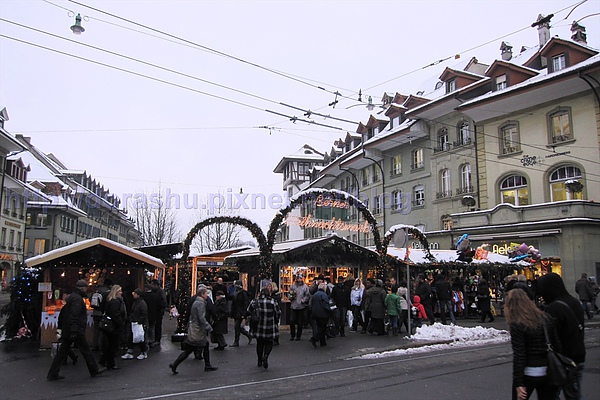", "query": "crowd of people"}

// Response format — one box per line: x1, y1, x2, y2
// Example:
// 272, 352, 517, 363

47, 269, 595, 399
47, 277, 167, 381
